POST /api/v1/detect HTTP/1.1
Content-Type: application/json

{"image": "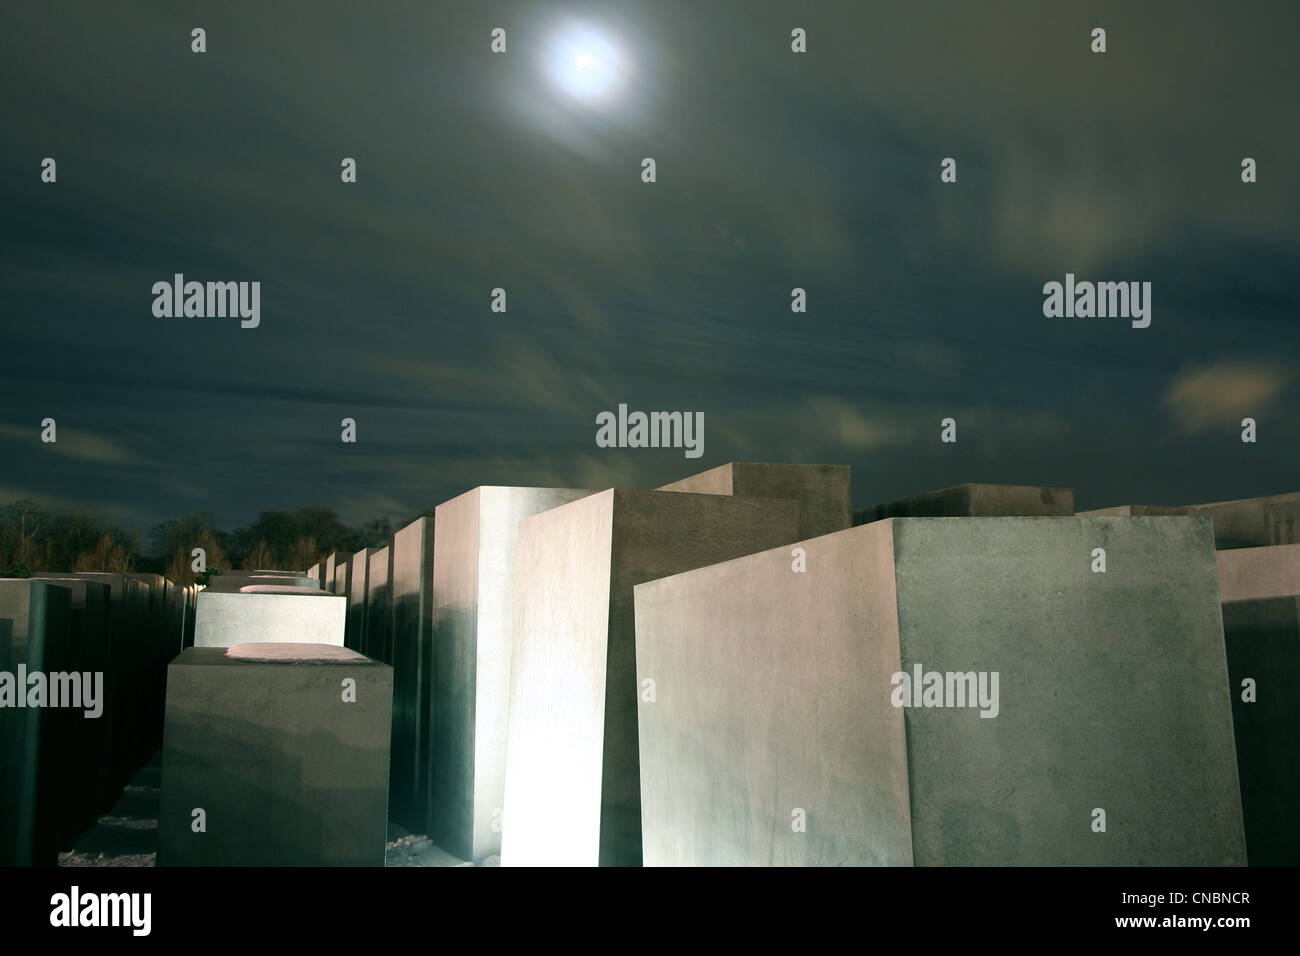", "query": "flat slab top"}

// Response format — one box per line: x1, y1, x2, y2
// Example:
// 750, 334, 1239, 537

238, 584, 329, 594
225, 642, 369, 663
